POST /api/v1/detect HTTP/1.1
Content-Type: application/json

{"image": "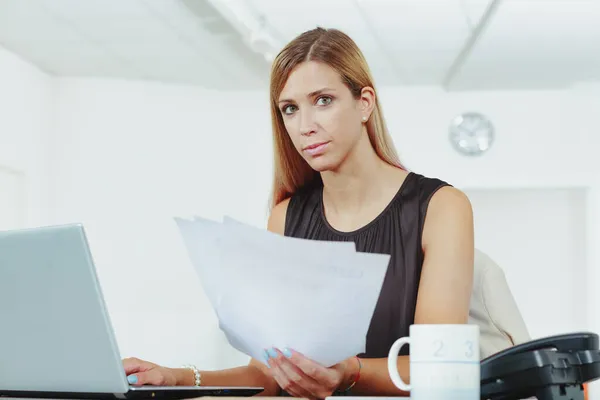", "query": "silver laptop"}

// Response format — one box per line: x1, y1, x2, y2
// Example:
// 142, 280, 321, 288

0, 224, 263, 399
